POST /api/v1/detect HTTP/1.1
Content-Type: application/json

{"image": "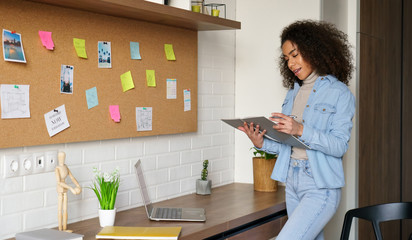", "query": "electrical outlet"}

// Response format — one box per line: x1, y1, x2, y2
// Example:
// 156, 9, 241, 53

19, 154, 33, 176
3, 155, 20, 178
45, 150, 58, 172
32, 153, 45, 174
